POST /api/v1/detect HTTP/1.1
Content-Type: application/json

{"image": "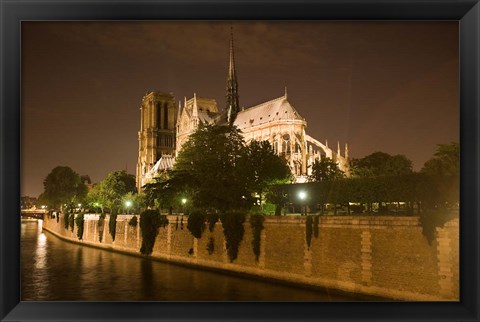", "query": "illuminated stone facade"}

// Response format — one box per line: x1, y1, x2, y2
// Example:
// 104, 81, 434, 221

176, 94, 220, 155
135, 92, 176, 191
175, 91, 350, 181
136, 32, 349, 190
